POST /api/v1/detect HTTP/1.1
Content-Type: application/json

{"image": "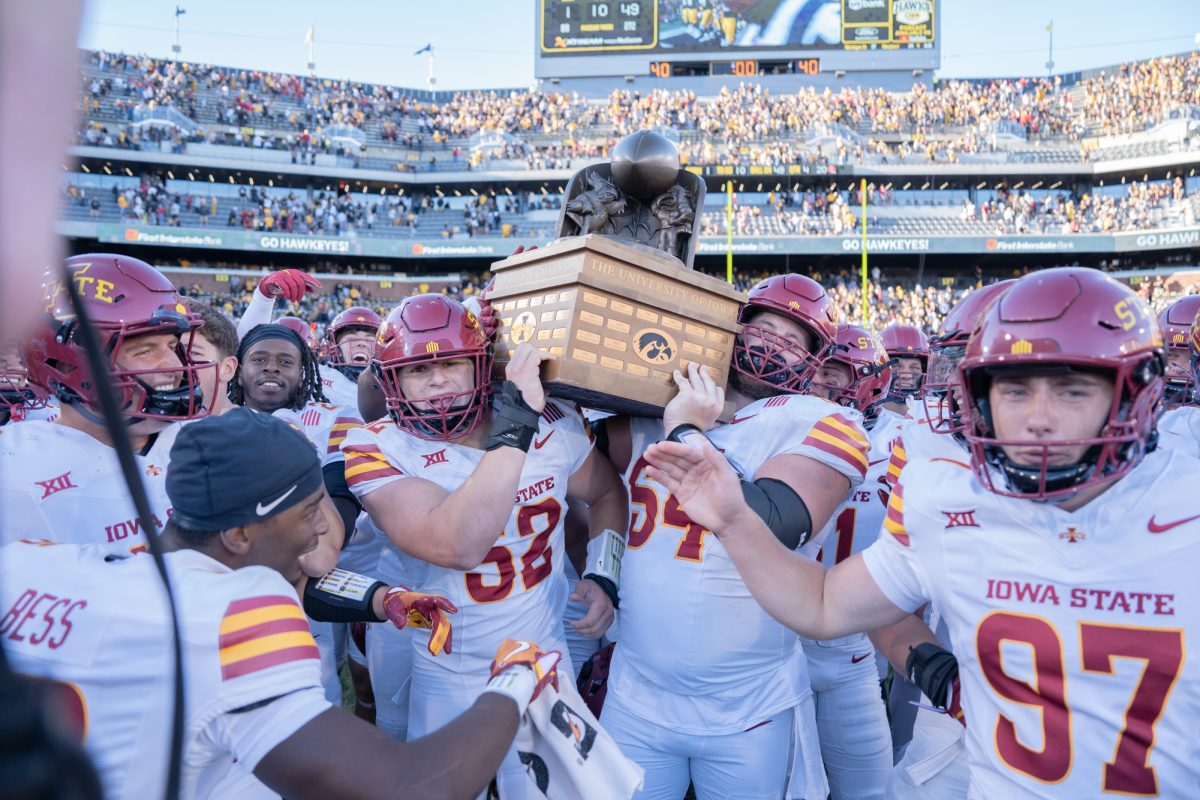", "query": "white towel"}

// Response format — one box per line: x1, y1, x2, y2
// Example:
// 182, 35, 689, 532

513, 676, 644, 799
